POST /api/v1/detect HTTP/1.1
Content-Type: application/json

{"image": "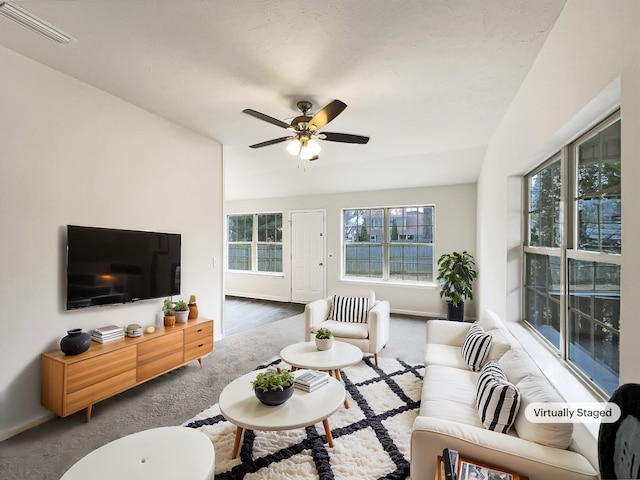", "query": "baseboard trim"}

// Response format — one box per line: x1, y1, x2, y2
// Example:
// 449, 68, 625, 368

0, 412, 54, 442
390, 308, 443, 318
225, 292, 291, 303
